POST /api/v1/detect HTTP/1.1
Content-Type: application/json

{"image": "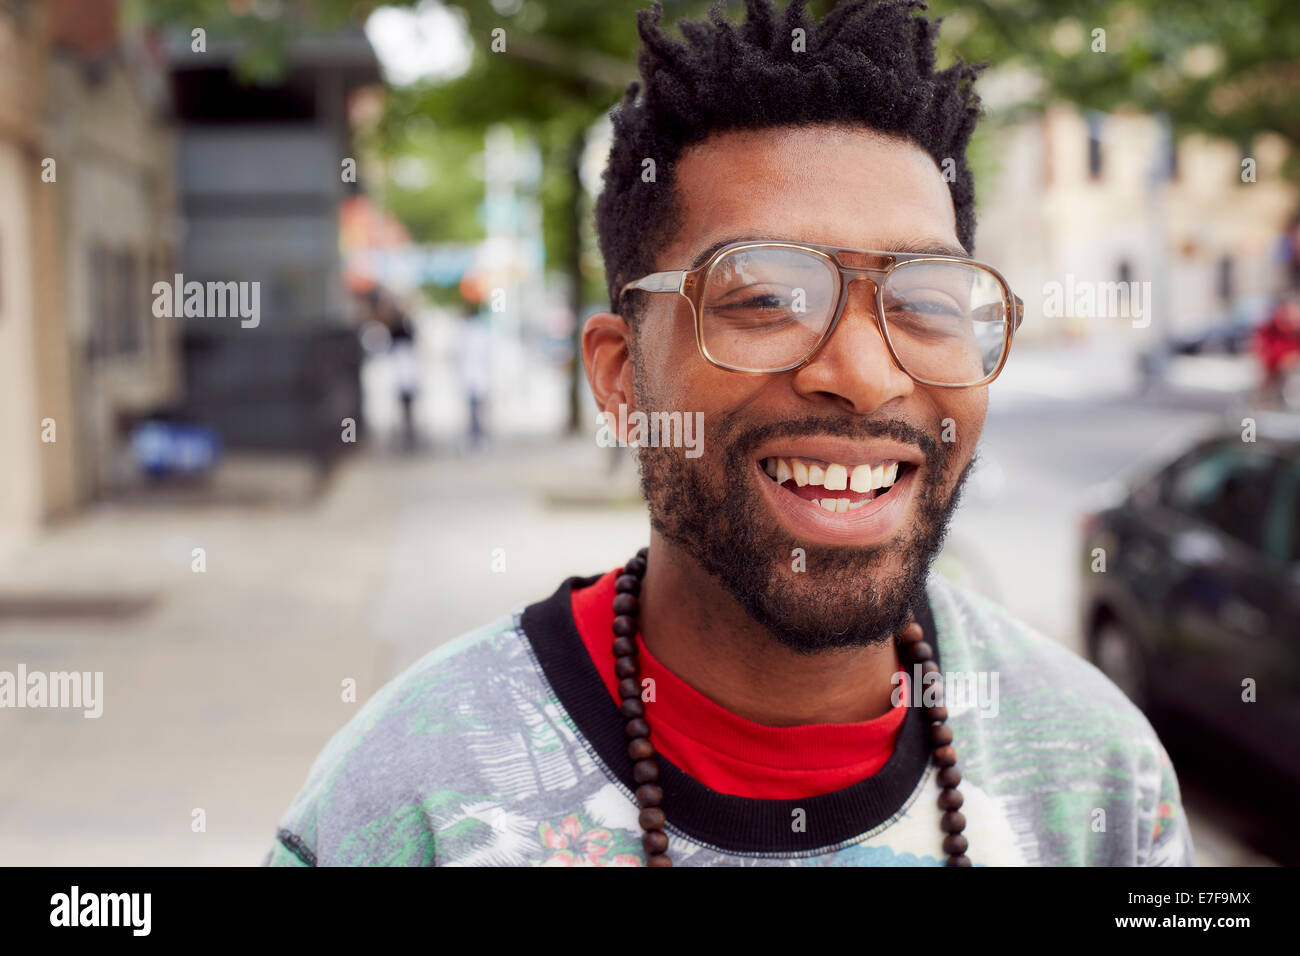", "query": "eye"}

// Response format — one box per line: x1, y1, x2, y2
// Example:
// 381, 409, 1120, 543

709, 285, 799, 310
886, 296, 964, 317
